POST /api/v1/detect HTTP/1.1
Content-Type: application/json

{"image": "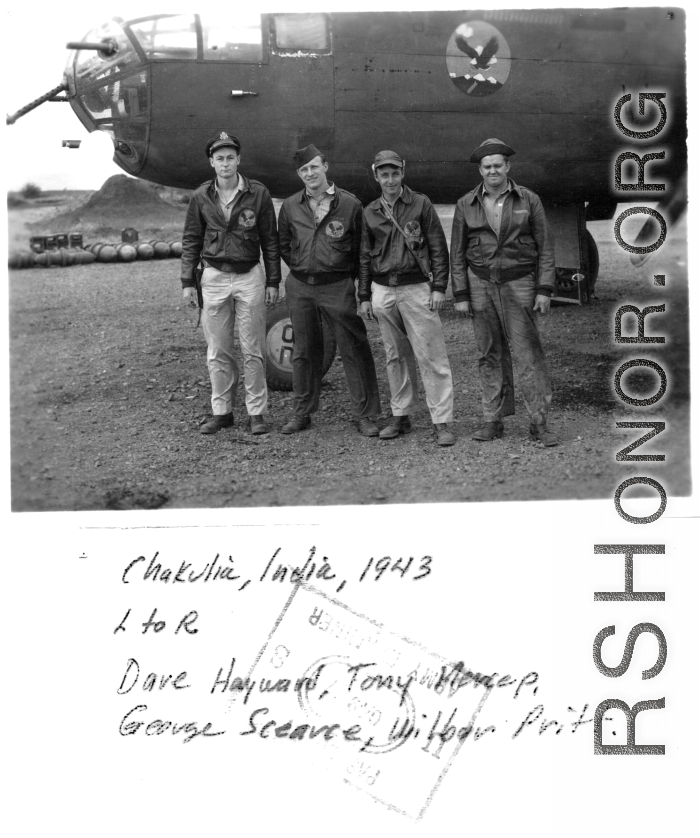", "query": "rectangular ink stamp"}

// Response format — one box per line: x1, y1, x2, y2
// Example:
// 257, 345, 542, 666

243, 583, 491, 819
